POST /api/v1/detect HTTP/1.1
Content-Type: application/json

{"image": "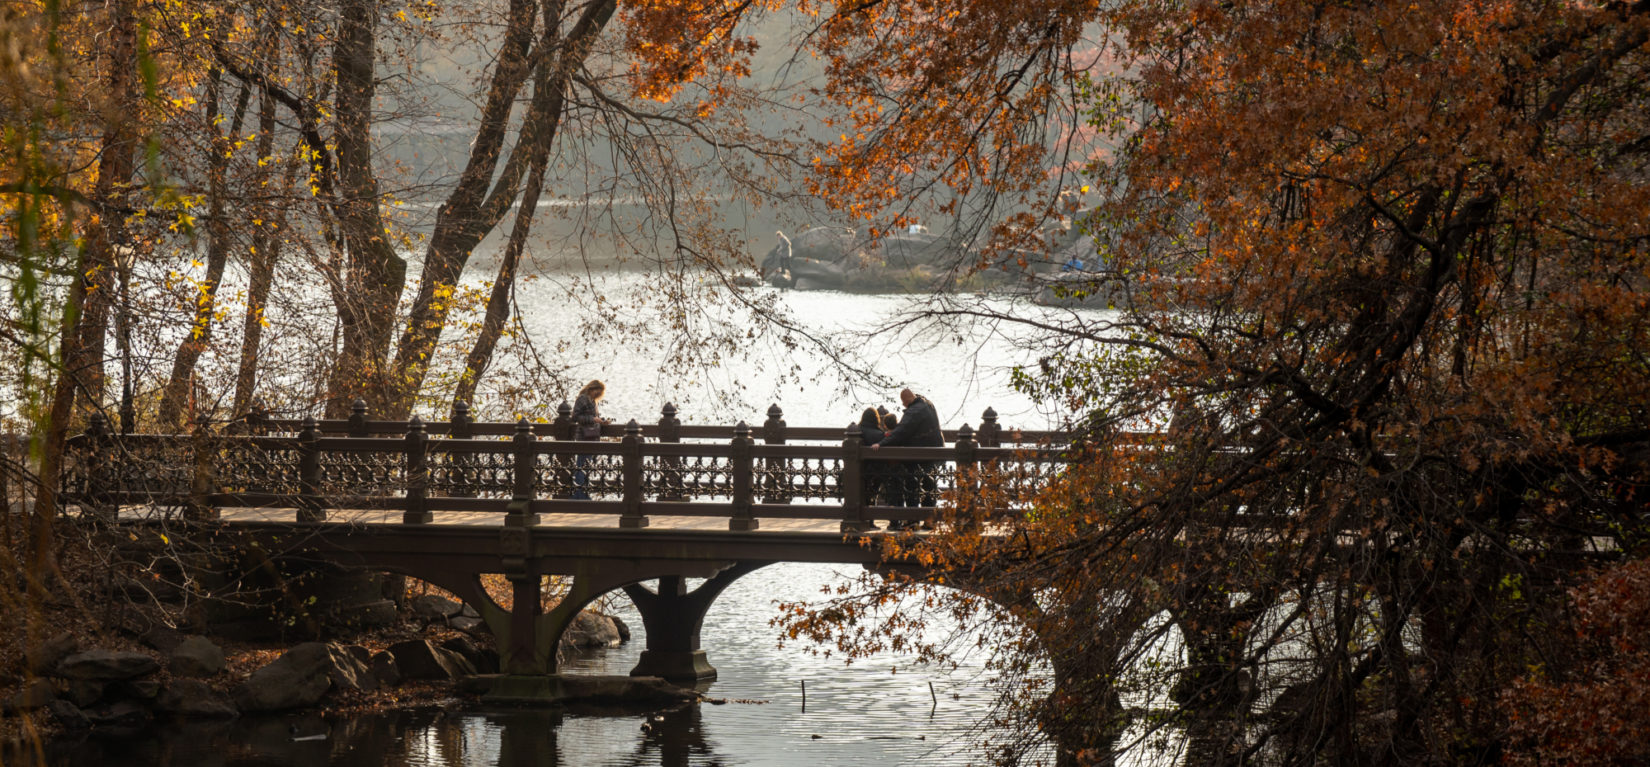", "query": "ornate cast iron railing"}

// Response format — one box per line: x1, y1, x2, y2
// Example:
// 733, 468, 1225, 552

64, 400, 1089, 534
